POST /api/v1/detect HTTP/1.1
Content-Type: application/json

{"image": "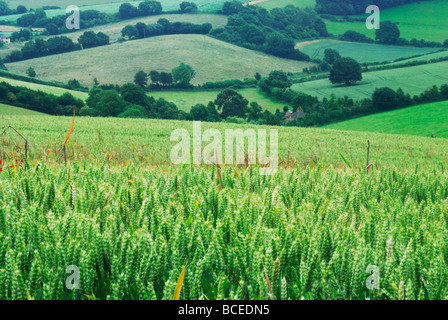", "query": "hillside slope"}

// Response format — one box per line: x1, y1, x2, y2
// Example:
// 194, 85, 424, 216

5, 35, 313, 86
326, 100, 448, 139
299, 39, 439, 64
0, 103, 46, 116
324, 0, 448, 42
292, 61, 448, 99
